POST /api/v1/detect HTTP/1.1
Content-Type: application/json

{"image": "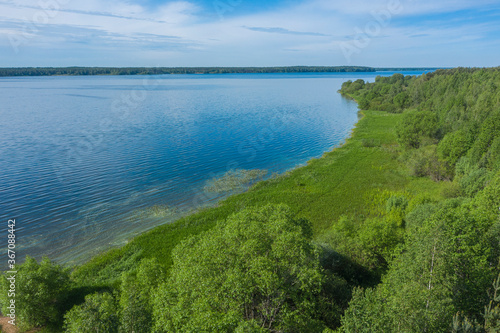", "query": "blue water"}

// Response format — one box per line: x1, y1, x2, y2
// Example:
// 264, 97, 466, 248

0, 71, 428, 264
